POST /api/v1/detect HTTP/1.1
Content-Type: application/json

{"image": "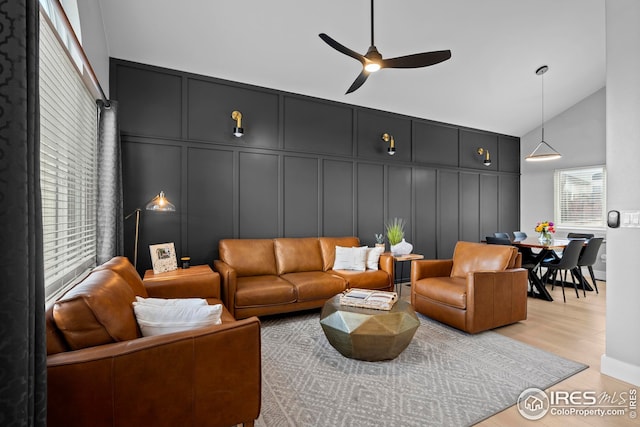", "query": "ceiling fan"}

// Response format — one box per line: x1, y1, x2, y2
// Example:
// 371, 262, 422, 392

319, 0, 452, 94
